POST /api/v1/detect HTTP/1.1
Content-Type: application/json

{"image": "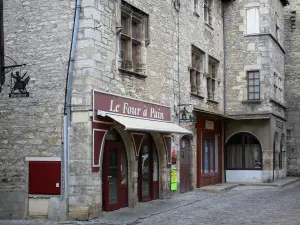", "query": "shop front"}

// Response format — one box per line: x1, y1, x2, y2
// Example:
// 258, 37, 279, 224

224, 115, 286, 183
92, 90, 191, 211
196, 114, 223, 188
